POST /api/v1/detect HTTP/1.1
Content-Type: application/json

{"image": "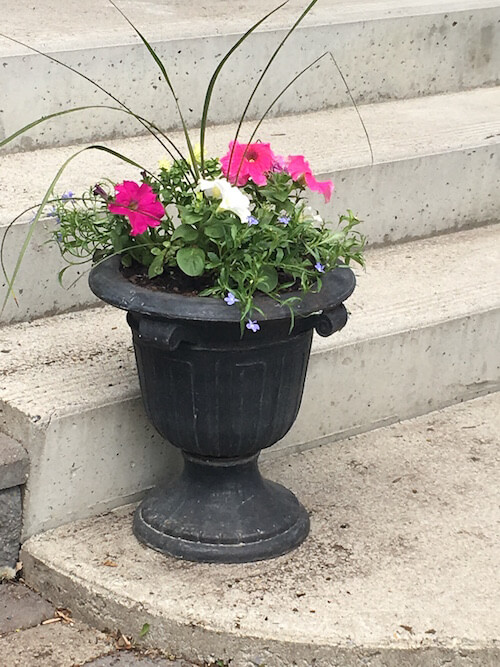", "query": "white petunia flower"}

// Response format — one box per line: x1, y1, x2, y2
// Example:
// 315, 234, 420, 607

301, 205, 323, 224
198, 177, 251, 223
198, 177, 228, 199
